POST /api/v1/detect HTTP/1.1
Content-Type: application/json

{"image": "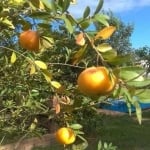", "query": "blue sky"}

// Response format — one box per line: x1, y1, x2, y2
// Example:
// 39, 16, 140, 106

69, 0, 150, 49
